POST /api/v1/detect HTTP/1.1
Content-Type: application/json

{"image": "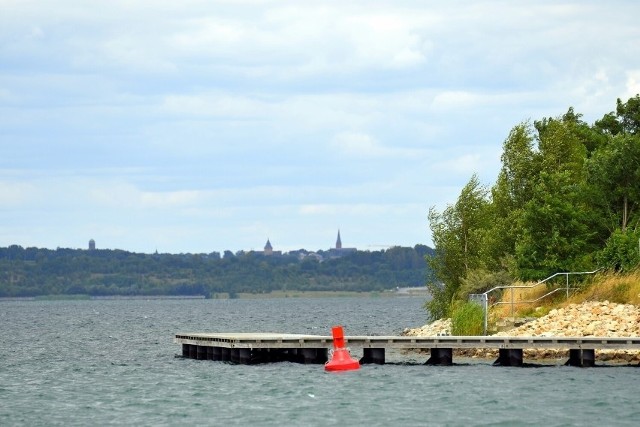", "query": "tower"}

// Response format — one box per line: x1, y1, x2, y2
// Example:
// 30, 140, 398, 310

89, 239, 96, 250
264, 239, 273, 255
336, 230, 342, 249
